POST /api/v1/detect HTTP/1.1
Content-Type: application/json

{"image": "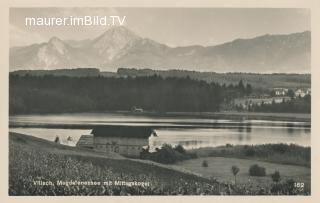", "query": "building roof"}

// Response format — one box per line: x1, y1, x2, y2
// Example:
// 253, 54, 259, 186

91, 126, 156, 138
76, 135, 93, 147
